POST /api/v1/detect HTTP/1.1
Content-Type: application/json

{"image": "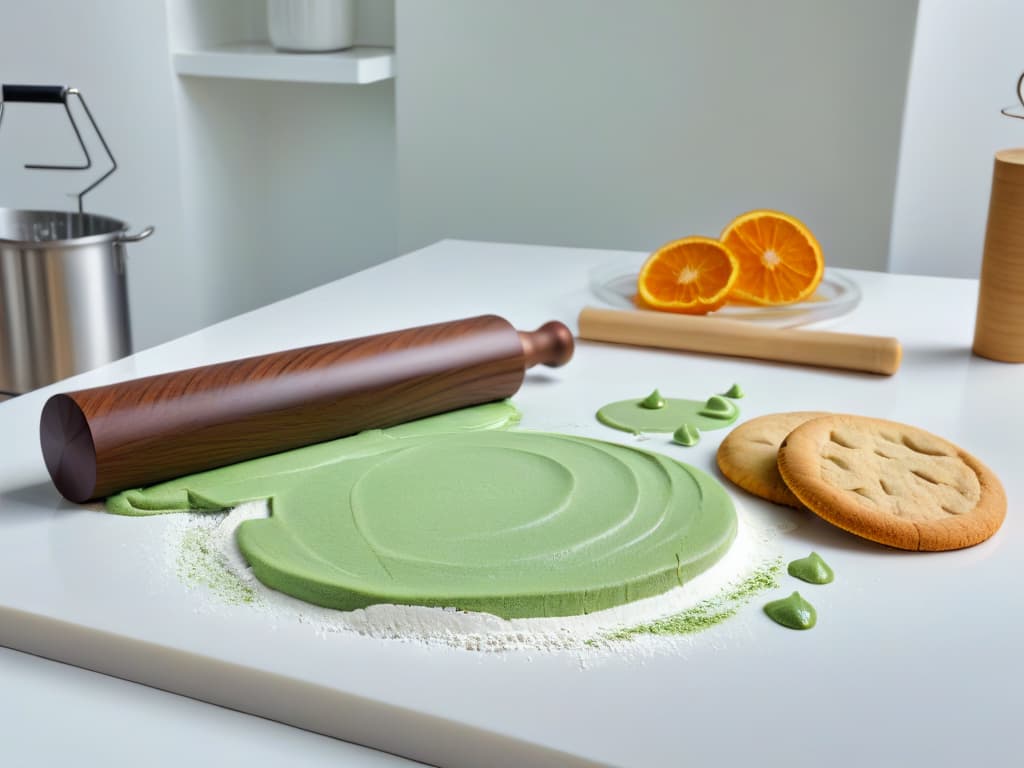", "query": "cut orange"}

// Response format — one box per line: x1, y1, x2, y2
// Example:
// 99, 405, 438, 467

637, 236, 739, 314
720, 210, 824, 305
